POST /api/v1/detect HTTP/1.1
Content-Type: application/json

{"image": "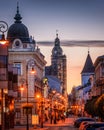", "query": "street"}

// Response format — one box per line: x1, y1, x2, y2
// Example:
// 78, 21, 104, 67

48, 126, 77, 130
10, 116, 78, 130
46, 117, 78, 130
